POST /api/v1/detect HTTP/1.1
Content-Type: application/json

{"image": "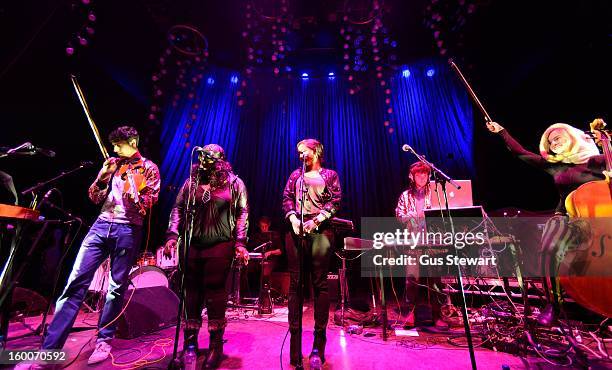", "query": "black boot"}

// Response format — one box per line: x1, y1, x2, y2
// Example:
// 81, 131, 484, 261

183, 329, 199, 355
537, 303, 556, 327
312, 329, 326, 364
289, 328, 302, 367
203, 329, 224, 369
